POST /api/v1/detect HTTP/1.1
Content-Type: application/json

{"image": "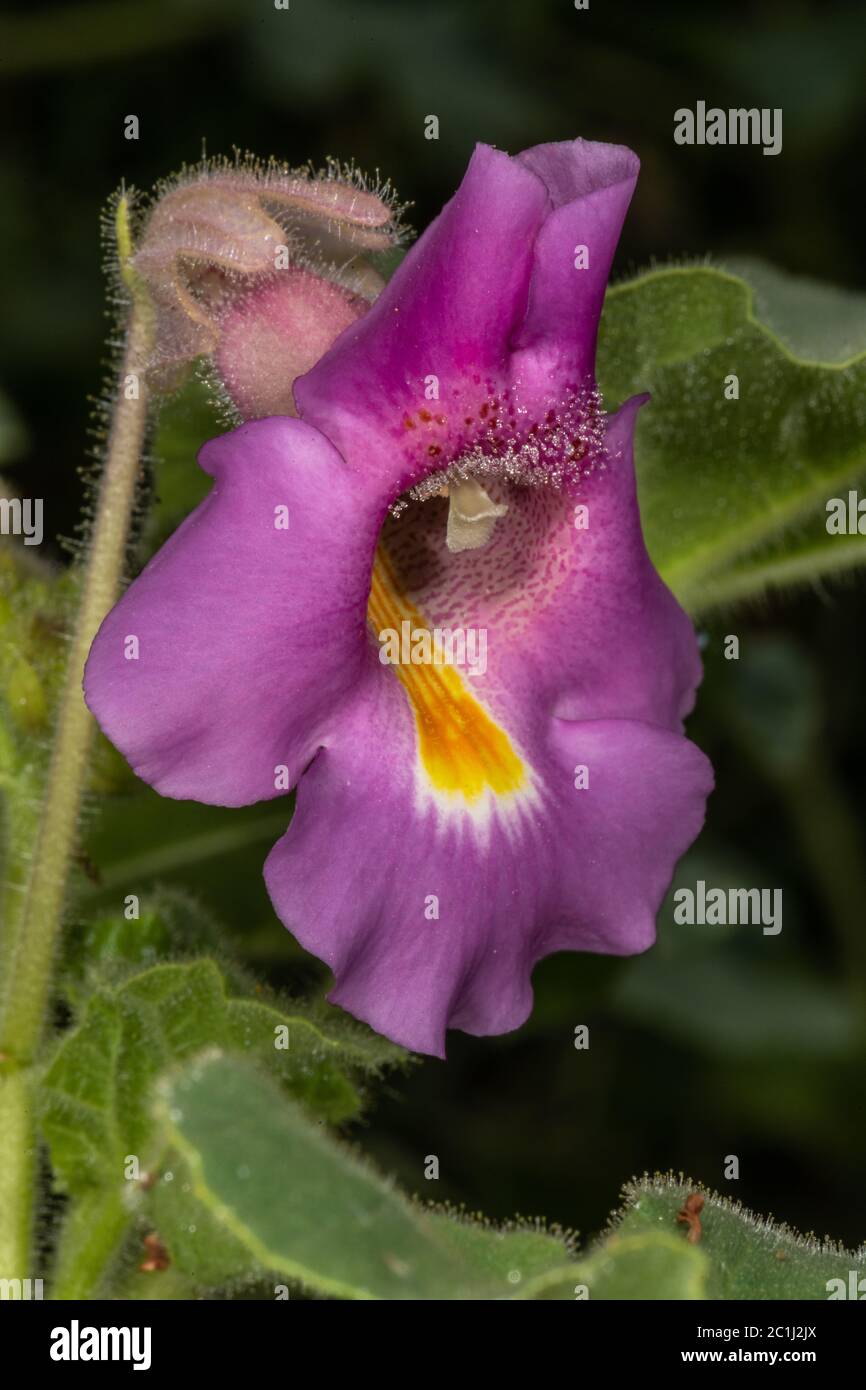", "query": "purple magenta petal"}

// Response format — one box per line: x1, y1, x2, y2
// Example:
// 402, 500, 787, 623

262, 399, 710, 1056
294, 140, 640, 508
84, 417, 381, 806
294, 143, 550, 494
264, 686, 710, 1058
511, 139, 639, 383
83, 137, 712, 1056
